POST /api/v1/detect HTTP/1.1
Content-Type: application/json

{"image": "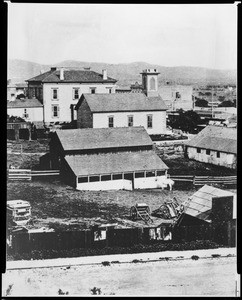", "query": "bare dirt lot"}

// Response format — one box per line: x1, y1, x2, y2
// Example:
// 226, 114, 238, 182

6, 139, 236, 229
7, 180, 197, 228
